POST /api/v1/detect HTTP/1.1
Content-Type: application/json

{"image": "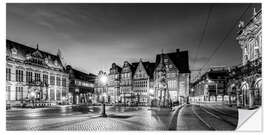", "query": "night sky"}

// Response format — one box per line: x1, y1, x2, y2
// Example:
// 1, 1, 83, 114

6, 3, 261, 80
